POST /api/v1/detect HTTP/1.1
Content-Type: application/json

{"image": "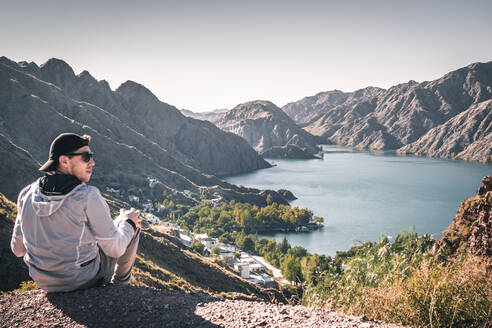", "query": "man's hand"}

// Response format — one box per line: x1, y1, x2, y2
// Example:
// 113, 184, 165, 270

121, 208, 142, 229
